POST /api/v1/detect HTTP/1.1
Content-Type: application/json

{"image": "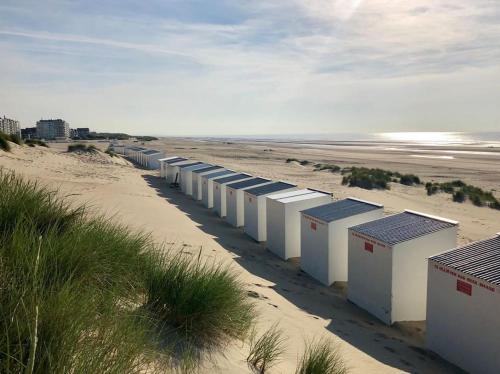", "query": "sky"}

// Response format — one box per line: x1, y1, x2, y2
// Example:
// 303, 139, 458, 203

0, 0, 499, 136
